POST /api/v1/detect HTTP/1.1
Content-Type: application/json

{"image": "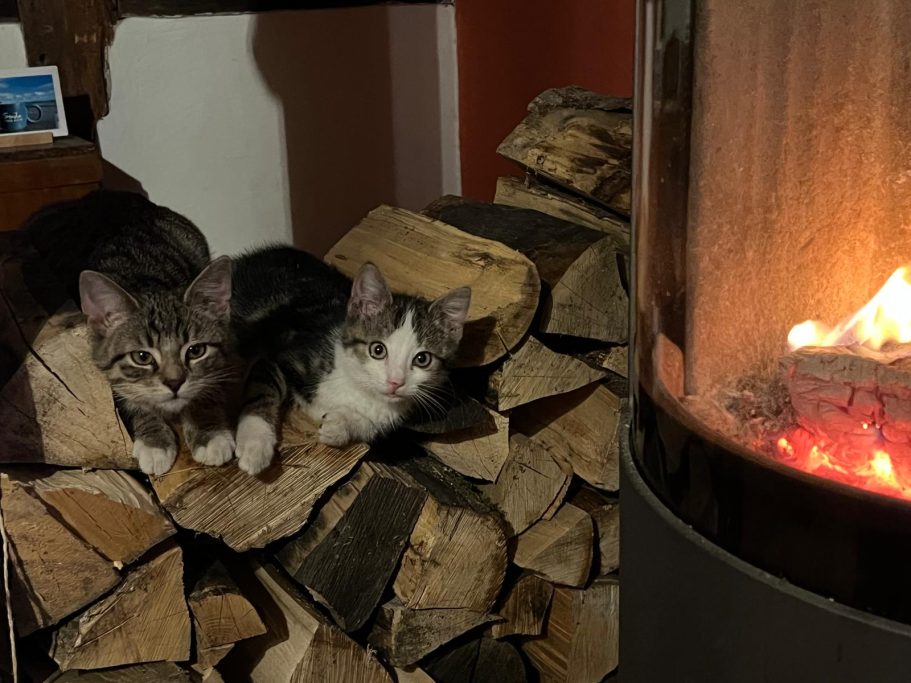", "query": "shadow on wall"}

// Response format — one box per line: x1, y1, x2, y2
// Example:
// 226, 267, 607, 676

252, 7, 451, 257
